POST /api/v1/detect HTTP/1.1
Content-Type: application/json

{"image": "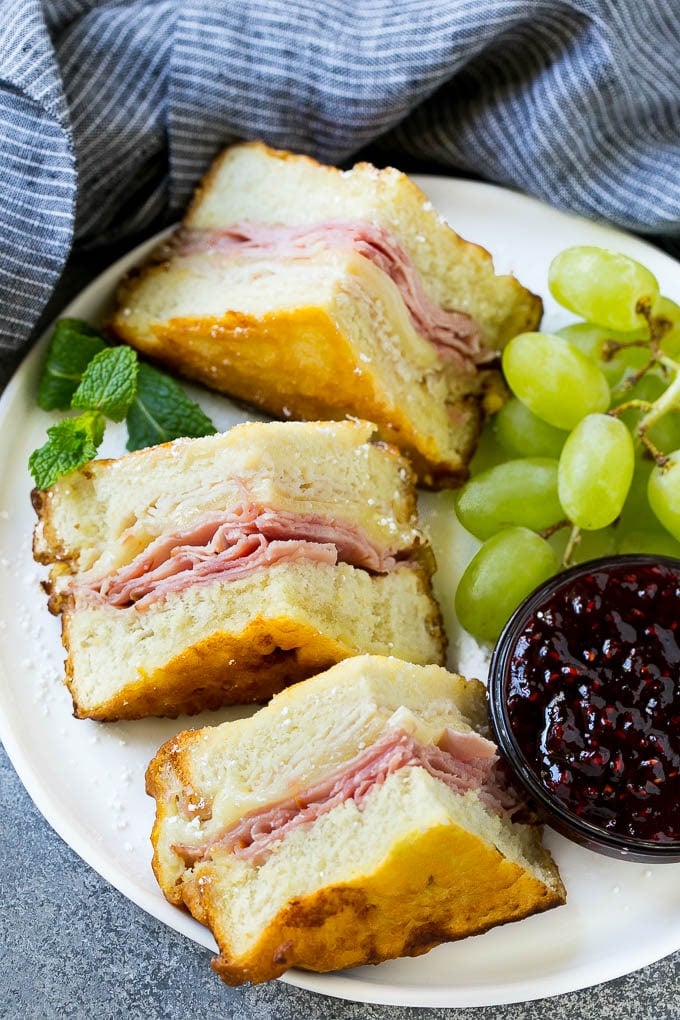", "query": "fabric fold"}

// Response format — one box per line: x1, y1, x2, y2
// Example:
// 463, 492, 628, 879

1, 0, 679, 354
